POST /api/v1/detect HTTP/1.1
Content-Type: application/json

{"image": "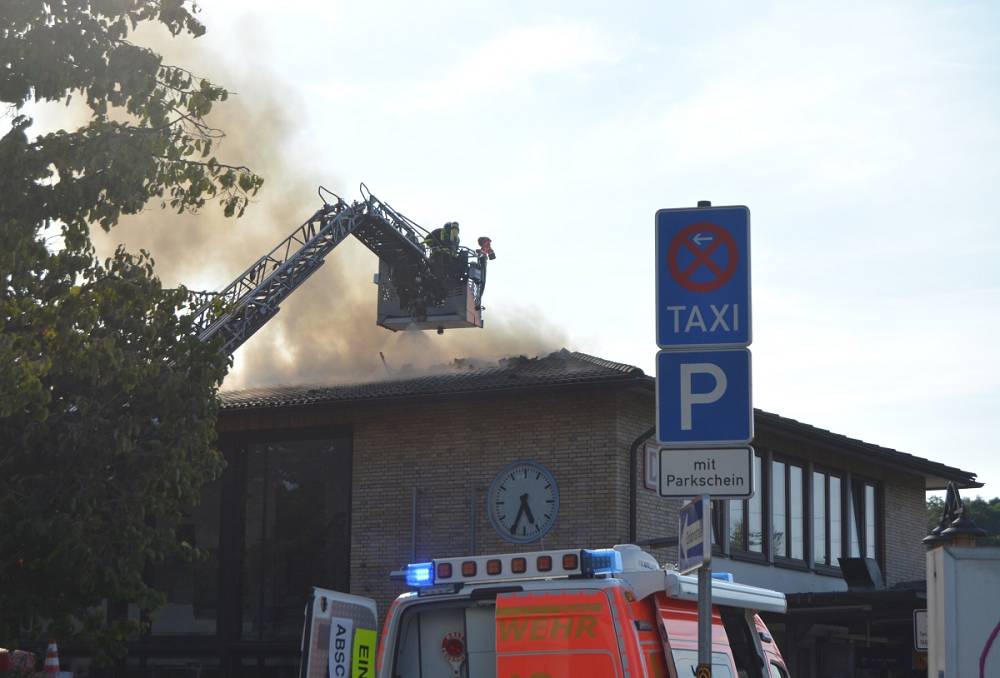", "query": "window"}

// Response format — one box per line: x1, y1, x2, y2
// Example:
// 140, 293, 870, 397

771, 459, 805, 561
812, 470, 844, 567
849, 478, 879, 560
242, 437, 352, 640
723, 453, 880, 573
728, 452, 763, 554
671, 650, 735, 678
149, 476, 222, 634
